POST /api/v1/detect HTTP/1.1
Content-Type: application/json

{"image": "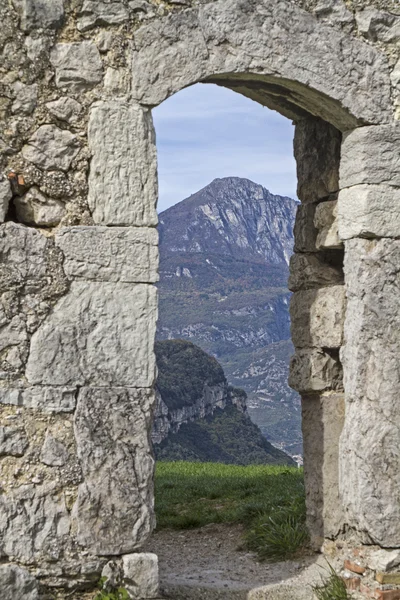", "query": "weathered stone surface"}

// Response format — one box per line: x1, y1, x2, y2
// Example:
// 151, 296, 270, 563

294, 118, 341, 203
338, 184, 400, 240
131, 0, 391, 128
26, 282, 157, 387
290, 286, 345, 349
0, 387, 77, 412
0, 483, 70, 563
340, 124, 400, 189
104, 67, 130, 96
122, 553, 159, 599
340, 238, 400, 547
88, 101, 157, 226
314, 200, 342, 250
368, 550, 400, 573
14, 186, 66, 227
314, 0, 354, 28
78, 0, 129, 31
0, 426, 28, 456
289, 348, 342, 393
293, 204, 318, 253
40, 433, 68, 466
356, 8, 400, 43
0, 222, 48, 289
11, 82, 38, 115
0, 176, 12, 223
288, 253, 343, 292
55, 227, 158, 283
21, 0, 64, 32
46, 97, 82, 125
302, 393, 344, 544
50, 42, 103, 93
0, 564, 39, 600
22, 125, 79, 172
72, 387, 155, 555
